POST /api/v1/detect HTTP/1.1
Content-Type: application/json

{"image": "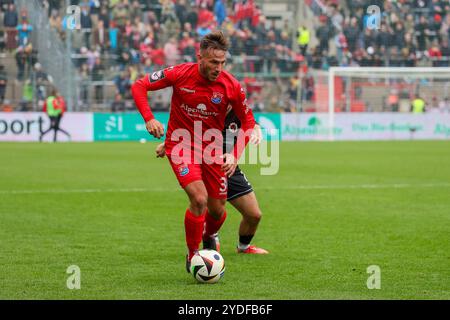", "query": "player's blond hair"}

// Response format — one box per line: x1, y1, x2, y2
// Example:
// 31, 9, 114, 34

200, 30, 229, 52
